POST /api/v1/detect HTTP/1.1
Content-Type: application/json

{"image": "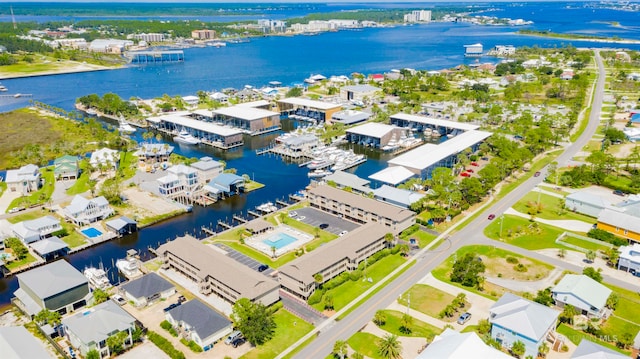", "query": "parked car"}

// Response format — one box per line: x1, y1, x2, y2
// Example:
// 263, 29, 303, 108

457, 312, 472, 325
288, 211, 297, 217
613, 190, 626, 196
460, 172, 470, 177
231, 336, 246, 348
297, 216, 306, 221
487, 214, 496, 220
225, 331, 243, 345
466, 169, 474, 173
319, 223, 329, 229
471, 162, 479, 167
112, 294, 126, 306
163, 302, 181, 312
339, 230, 349, 236
177, 295, 186, 303
258, 264, 269, 272
534, 171, 541, 177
